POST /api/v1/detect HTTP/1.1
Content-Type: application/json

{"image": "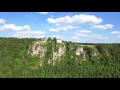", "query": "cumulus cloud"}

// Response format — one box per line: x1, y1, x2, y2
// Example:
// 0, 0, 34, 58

49, 28, 59, 32
74, 30, 92, 37
37, 12, 49, 14
71, 36, 80, 42
74, 33, 89, 37
71, 30, 91, 42
47, 14, 103, 25
111, 31, 120, 38
78, 30, 92, 33
72, 29, 108, 41
12, 31, 44, 38
111, 31, 120, 34
0, 18, 6, 24
0, 24, 31, 31
91, 34, 108, 39
92, 24, 114, 30
49, 25, 78, 32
